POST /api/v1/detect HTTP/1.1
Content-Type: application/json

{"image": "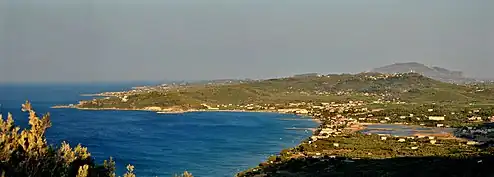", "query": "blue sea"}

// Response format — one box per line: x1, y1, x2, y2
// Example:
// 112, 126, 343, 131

0, 83, 316, 177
